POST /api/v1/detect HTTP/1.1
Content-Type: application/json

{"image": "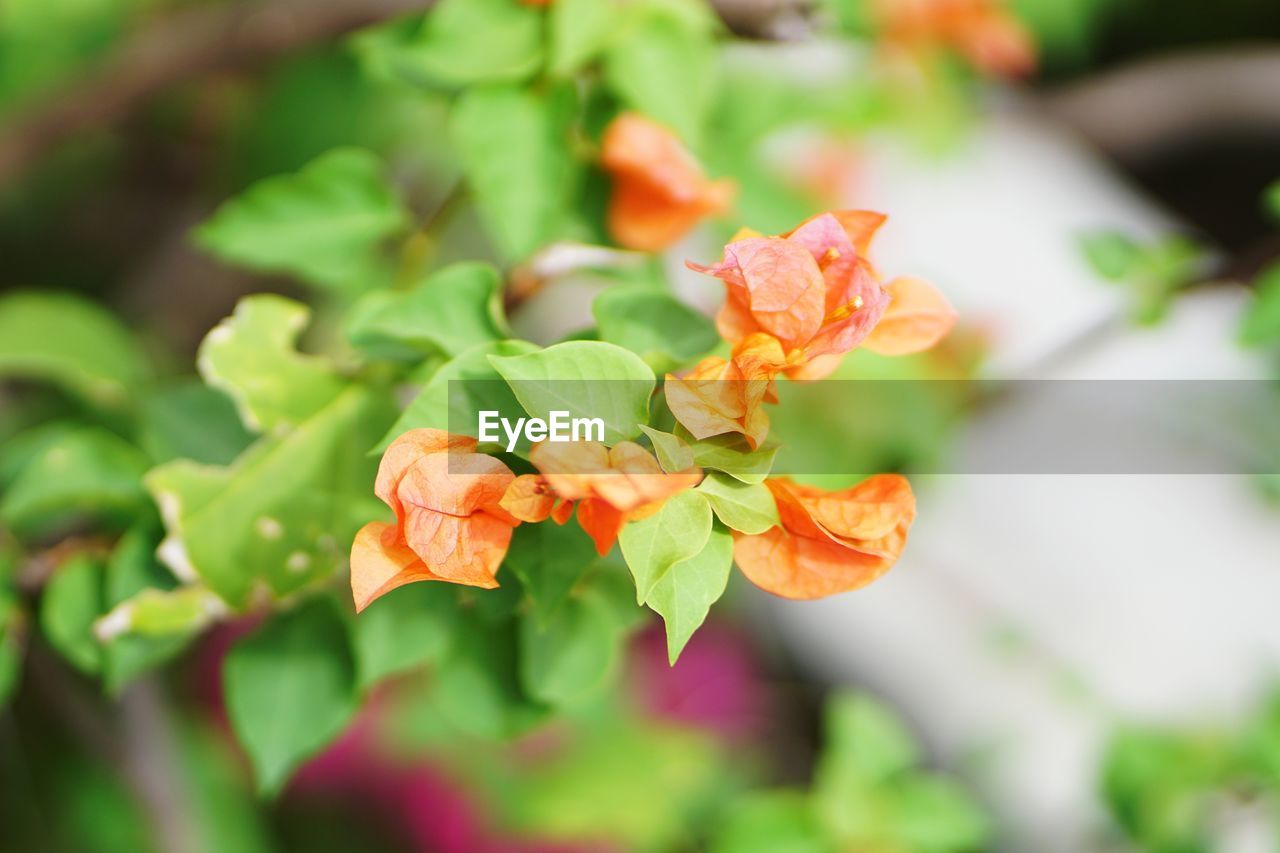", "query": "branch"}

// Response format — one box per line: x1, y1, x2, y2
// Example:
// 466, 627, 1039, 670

0, 0, 436, 187
1042, 46, 1280, 165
